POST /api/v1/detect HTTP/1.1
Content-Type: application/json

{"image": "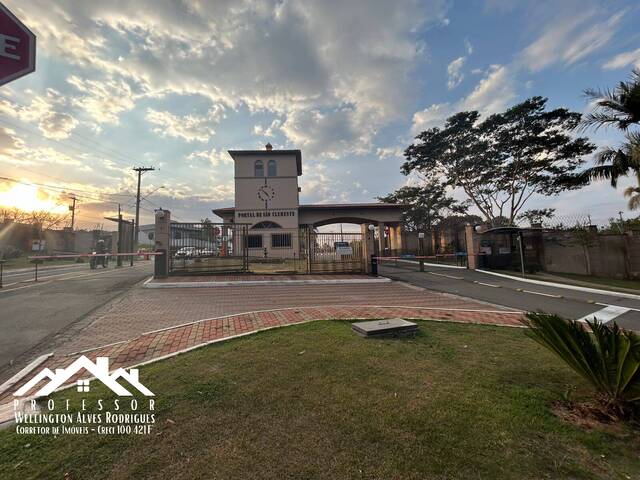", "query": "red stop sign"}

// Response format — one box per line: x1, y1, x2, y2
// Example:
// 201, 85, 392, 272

0, 2, 36, 86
